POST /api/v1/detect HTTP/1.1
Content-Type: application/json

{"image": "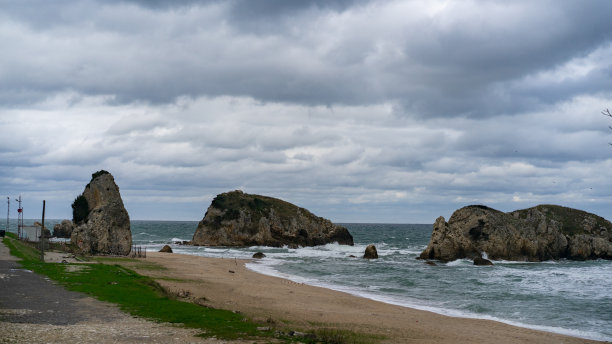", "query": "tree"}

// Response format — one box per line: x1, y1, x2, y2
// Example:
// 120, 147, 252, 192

72, 195, 89, 224
604, 108, 612, 145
